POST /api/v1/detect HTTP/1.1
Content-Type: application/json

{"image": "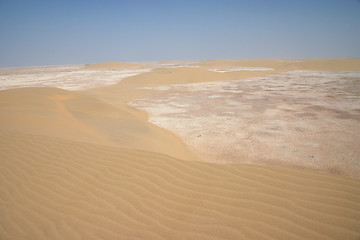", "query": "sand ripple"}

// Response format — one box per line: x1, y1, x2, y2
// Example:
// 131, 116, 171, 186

1, 131, 359, 239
